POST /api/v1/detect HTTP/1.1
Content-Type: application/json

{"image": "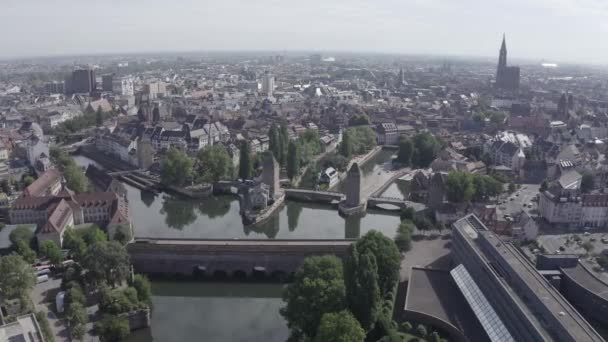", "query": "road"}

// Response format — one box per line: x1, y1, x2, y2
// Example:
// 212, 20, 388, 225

498, 184, 540, 217
31, 276, 70, 341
